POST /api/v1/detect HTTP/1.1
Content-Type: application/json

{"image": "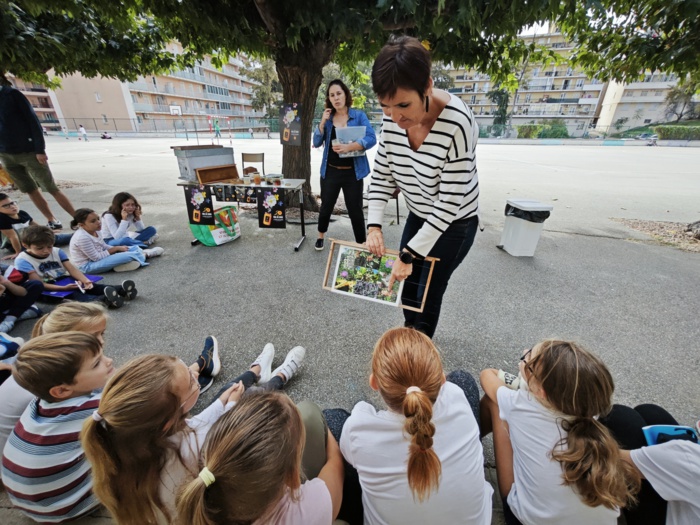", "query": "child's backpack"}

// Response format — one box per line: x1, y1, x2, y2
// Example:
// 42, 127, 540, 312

190, 205, 241, 247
